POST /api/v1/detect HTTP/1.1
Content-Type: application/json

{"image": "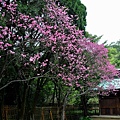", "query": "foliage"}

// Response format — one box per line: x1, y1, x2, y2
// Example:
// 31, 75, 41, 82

16, 0, 87, 31
0, 0, 116, 91
58, 0, 87, 31
80, 116, 92, 120
87, 97, 98, 104
85, 31, 103, 43
107, 40, 120, 68
17, 0, 45, 16
0, 0, 117, 119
